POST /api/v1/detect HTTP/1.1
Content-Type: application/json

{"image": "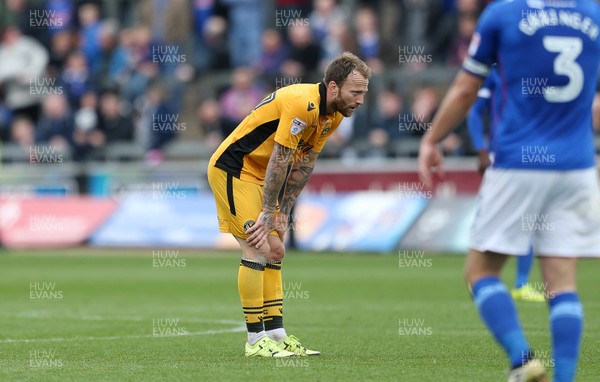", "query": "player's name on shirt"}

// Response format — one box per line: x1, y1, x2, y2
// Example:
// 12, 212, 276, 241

519, 9, 599, 40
